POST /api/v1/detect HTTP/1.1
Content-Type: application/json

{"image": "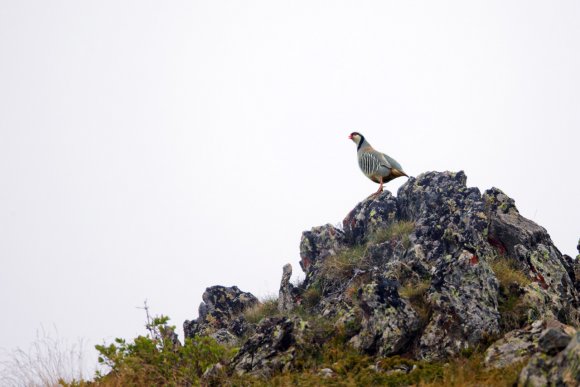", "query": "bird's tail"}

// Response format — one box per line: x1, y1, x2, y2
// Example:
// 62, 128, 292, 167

391, 168, 408, 178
